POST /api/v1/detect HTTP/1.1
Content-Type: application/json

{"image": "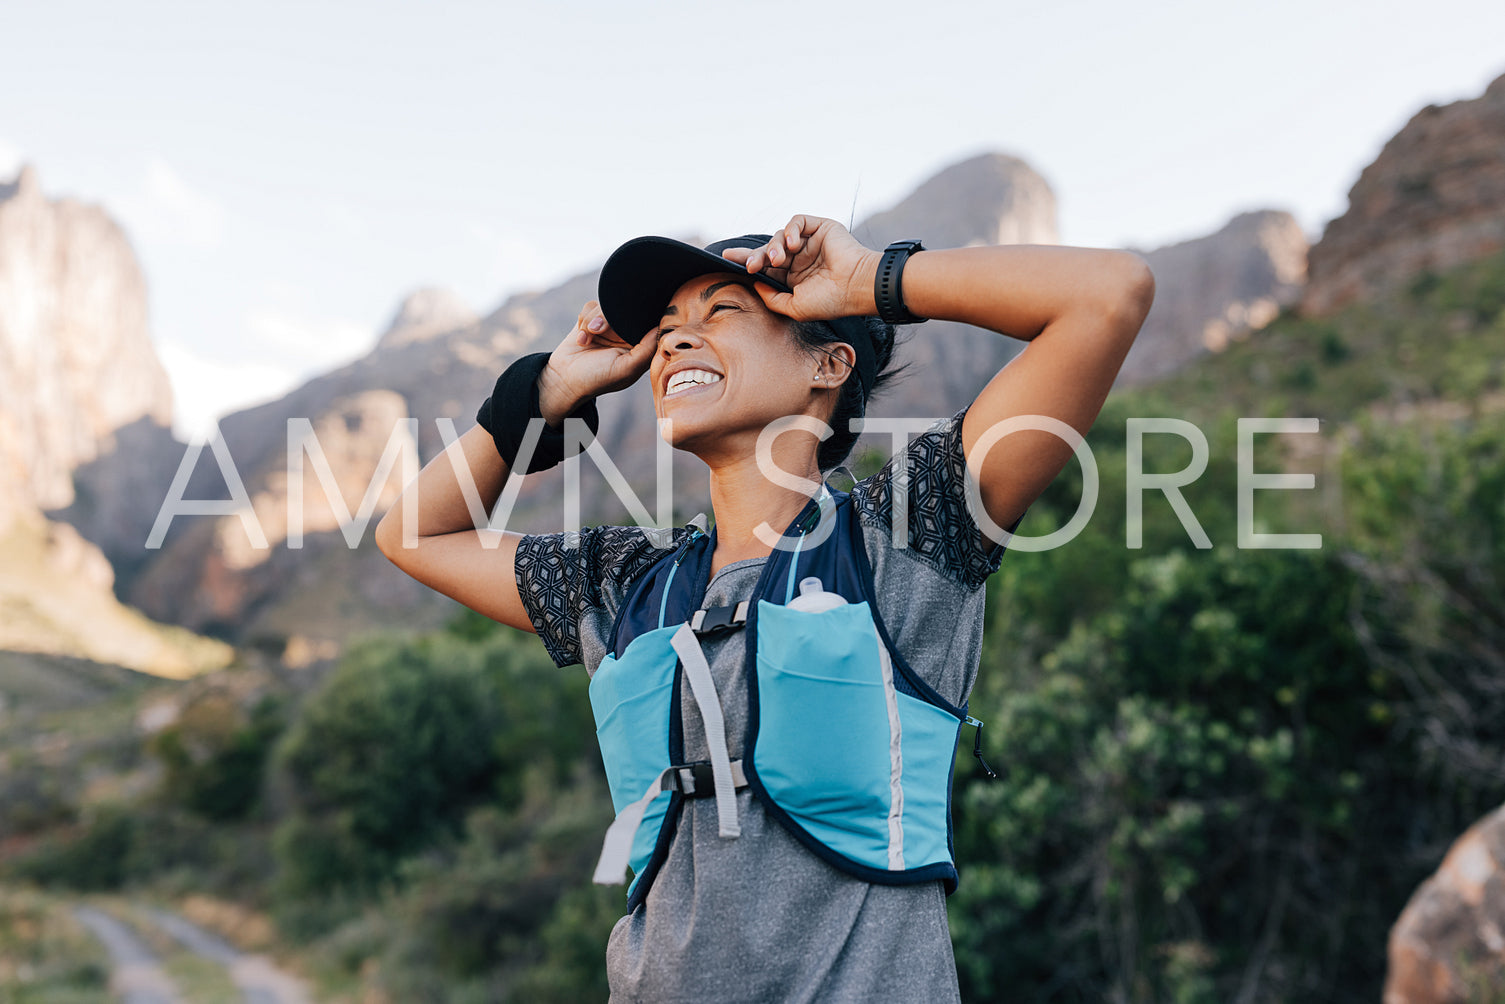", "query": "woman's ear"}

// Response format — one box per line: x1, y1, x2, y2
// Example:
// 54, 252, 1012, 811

811, 343, 857, 388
